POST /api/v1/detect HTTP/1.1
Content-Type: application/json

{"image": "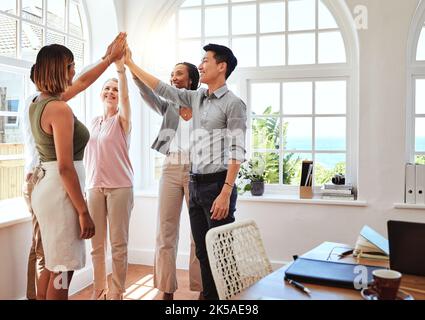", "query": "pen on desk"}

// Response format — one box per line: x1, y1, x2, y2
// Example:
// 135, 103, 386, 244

284, 277, 311, 295
338, 249, 354, 260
